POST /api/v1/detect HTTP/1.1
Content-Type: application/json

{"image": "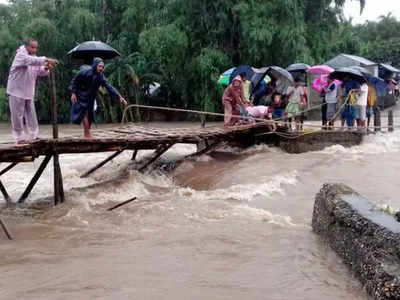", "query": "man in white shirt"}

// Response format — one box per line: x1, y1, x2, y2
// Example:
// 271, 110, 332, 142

323, 75, 338, 129
355, 83, 368, 128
